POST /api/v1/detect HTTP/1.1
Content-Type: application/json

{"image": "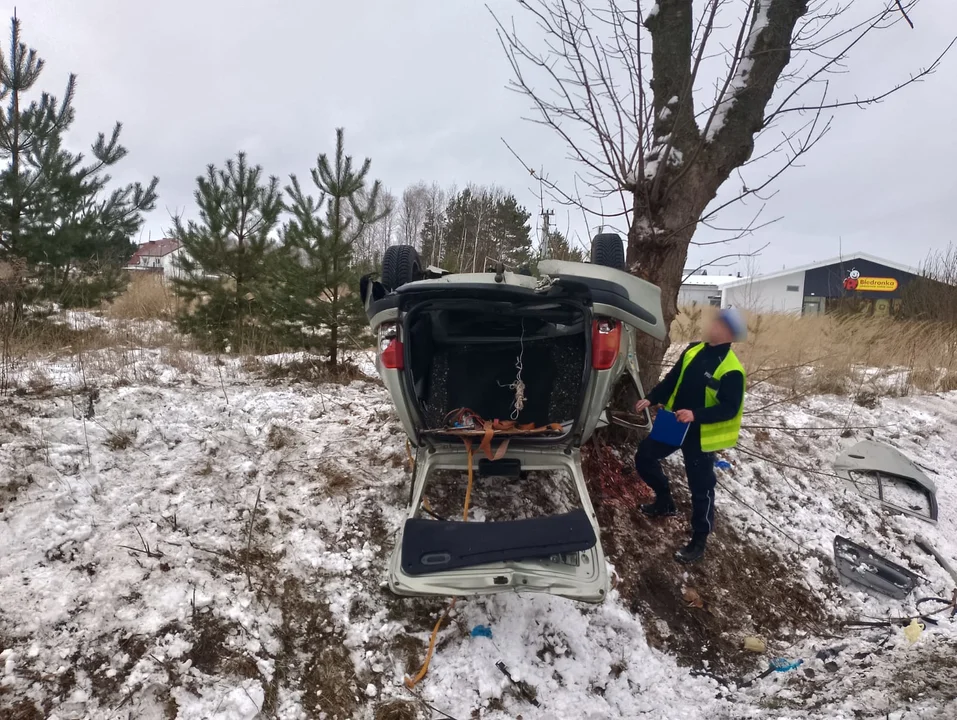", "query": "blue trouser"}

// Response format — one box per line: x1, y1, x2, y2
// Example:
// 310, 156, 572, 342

635, 437, 717, 536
